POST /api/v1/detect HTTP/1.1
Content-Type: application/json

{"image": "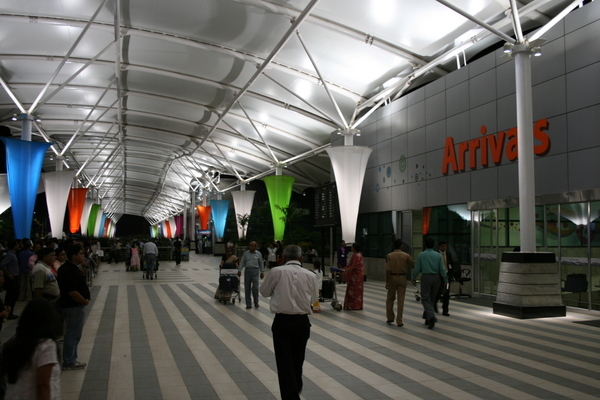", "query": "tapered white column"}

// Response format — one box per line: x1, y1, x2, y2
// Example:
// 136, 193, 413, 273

514, 46, 536, 253
326, 129, 371, 244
